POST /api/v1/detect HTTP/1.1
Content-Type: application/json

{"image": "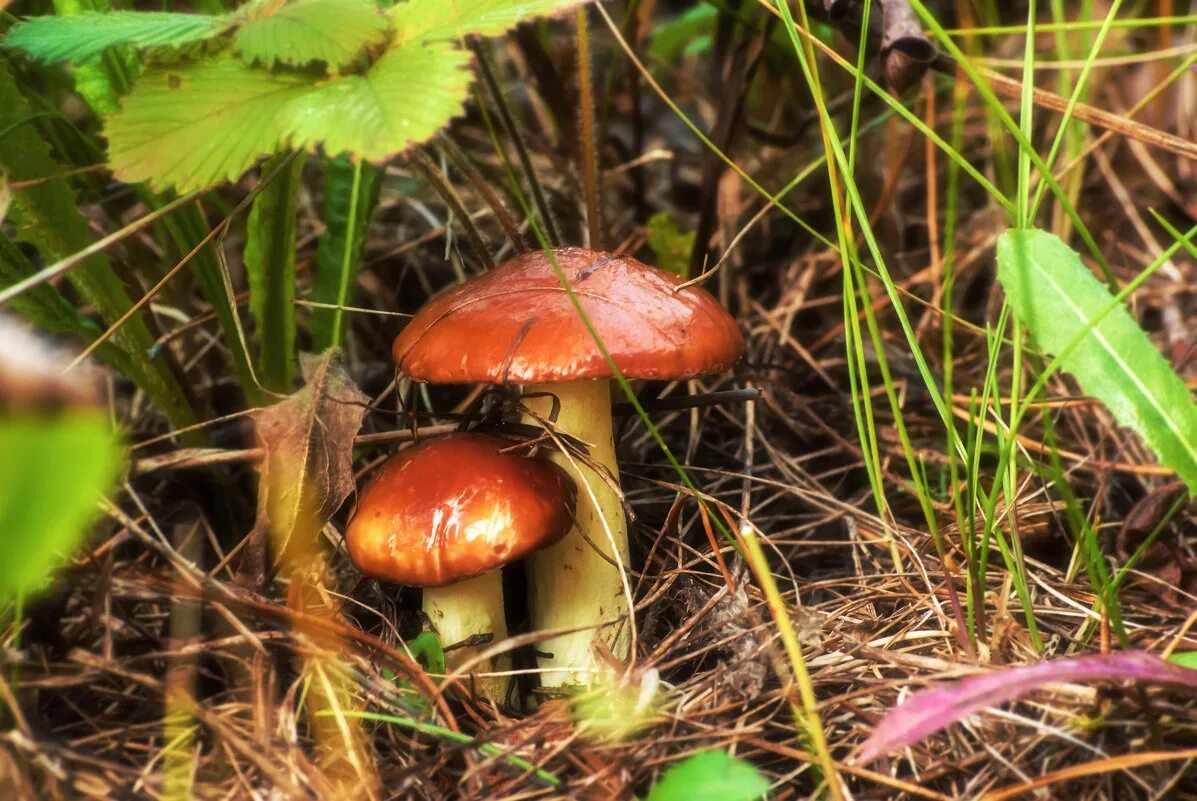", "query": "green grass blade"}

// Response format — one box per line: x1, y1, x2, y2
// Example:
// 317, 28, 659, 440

245, 152, 305, 393
310, 155, 382, 350
0, 58, 196, 427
